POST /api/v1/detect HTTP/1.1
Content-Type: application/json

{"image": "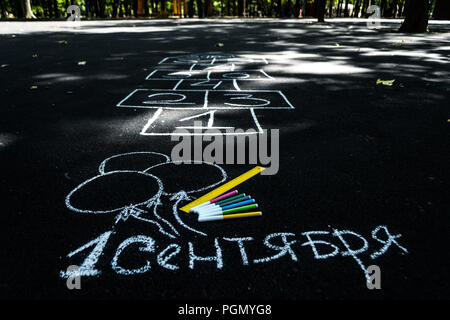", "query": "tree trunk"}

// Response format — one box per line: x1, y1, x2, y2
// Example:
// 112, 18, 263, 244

1, 0, 8, 18
144, 0, 150, 16
20, 0, 36, 18
353, 0, 361, 17
113, 0, 120, 17
399, 0, 429, 33
433, 0, 450, 20
132, 0, 138, 16
53, 0, 59, 17
205, 0, 212, 16
380, 0, 386, 17
361, 0, 369, 16
316, 0, 325, 22
344, 0, 349, 17
388, 0, 398, 17
398, 0, 405, 16
187, 0, 194, 17
337, 0, 342, 17
197, 0, 204, 17
293, 0, 300, 18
